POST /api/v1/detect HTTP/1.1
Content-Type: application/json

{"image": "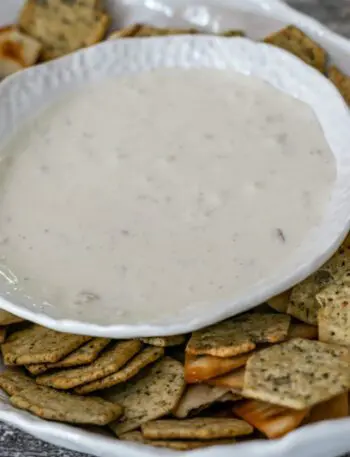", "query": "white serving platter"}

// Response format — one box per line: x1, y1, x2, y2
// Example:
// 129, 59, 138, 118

0, 1, 349, 457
